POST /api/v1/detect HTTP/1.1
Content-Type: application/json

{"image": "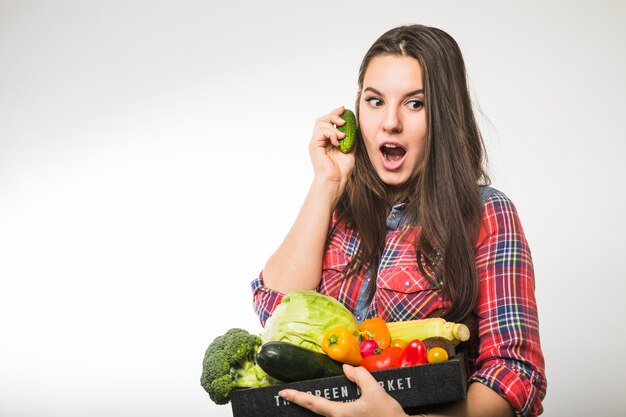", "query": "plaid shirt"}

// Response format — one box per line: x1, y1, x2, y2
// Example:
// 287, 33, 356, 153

251, 187, 546, 417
